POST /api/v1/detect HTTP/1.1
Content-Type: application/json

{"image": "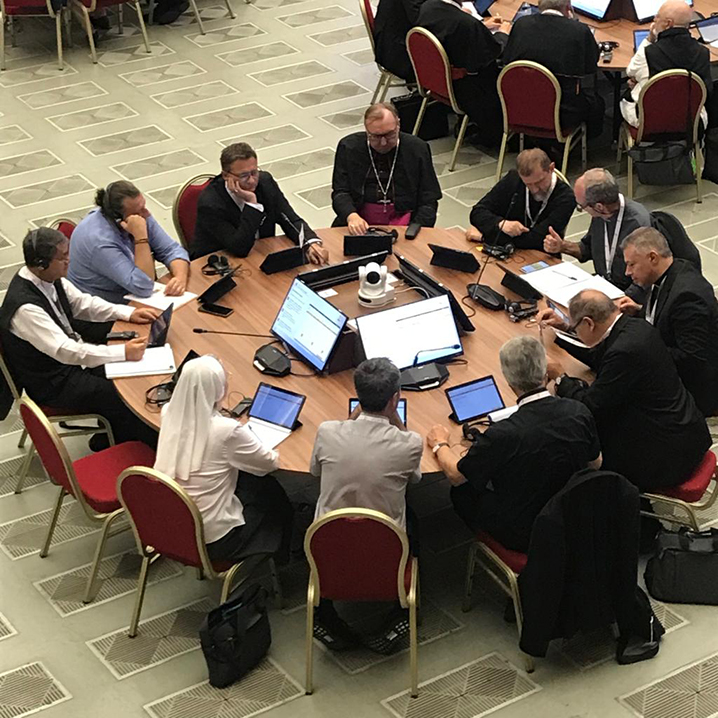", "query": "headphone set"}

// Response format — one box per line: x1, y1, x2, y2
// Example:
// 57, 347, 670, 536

361, 227, 399, 243
26, 228, 53, 270
505, 298, 538, 323
202, 254, 232, 276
